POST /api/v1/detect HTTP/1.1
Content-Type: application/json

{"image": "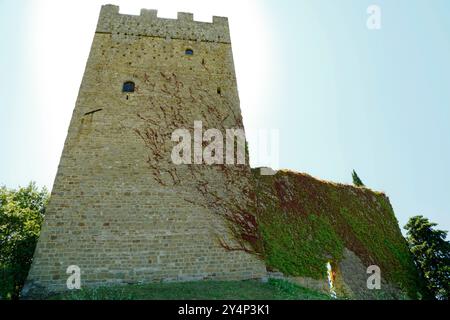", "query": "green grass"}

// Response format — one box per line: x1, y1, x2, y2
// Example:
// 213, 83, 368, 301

49, 279, 332, 300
